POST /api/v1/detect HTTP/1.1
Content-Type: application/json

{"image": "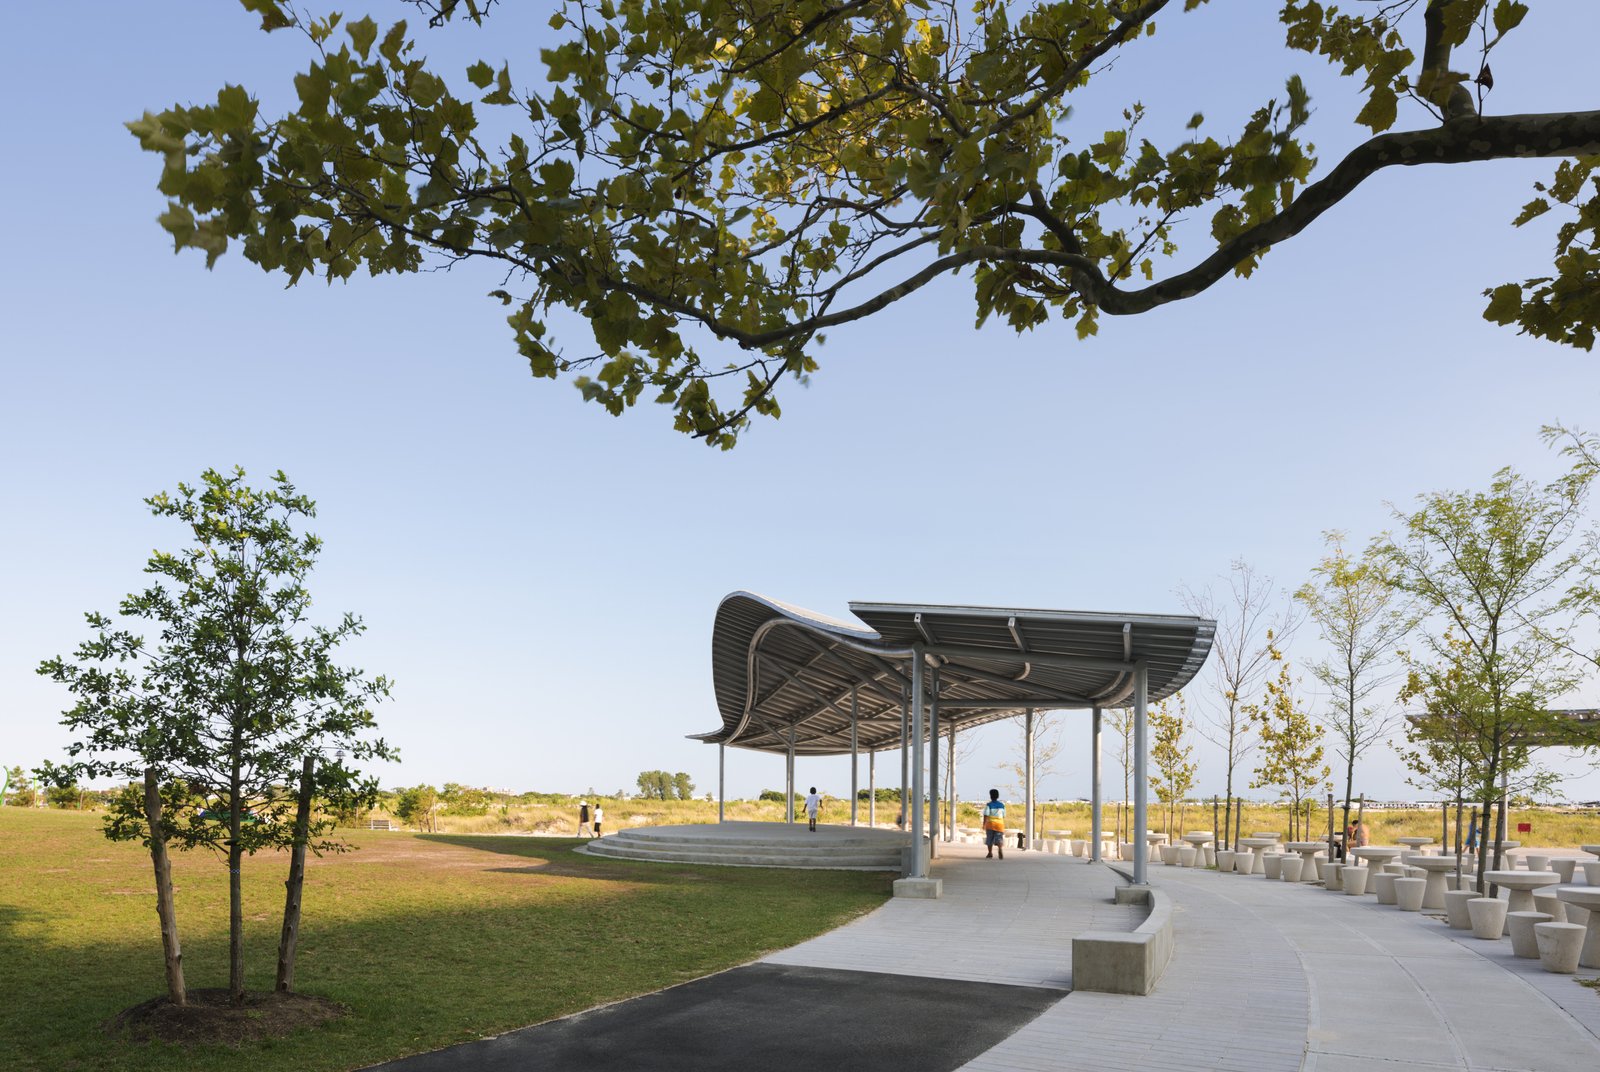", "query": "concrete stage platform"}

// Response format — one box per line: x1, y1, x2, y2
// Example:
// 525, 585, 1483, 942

578, 821, 908, 870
